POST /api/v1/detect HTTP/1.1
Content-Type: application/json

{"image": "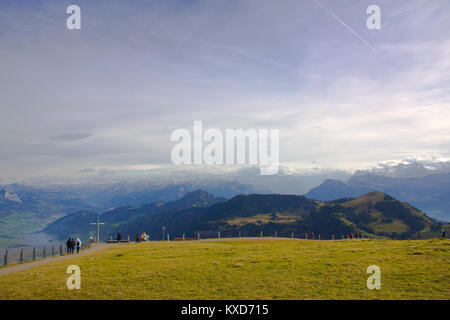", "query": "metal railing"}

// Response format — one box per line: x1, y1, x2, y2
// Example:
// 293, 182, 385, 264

1, 239, 93, 267
148, 230, 369, 242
